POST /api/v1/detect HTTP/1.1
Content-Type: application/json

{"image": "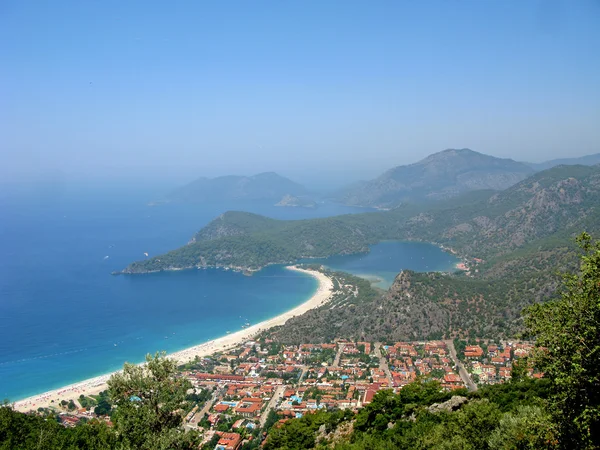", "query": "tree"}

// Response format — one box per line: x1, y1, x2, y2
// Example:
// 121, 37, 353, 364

107, 352, 200, 449
488, 405, 557, 450
525, 233, 600, 449
93, 399, 112, 417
